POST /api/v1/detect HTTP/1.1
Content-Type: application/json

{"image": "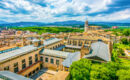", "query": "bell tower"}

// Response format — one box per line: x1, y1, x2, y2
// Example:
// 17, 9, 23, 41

84, 20, 88, 32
